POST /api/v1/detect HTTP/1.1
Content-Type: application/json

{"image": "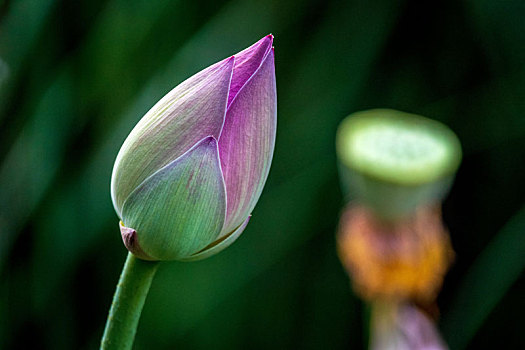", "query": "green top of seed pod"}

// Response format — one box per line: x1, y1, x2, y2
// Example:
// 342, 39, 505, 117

336, 109, 462, 187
